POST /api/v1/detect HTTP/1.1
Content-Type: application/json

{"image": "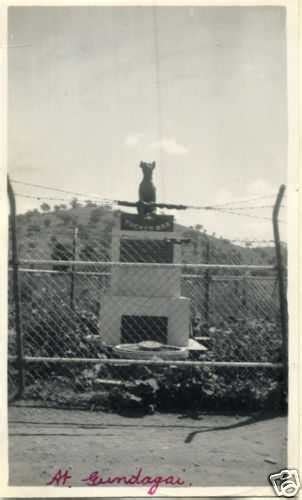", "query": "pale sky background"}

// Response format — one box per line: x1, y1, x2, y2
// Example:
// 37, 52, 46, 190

8, 6, 287, 241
